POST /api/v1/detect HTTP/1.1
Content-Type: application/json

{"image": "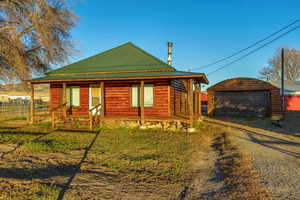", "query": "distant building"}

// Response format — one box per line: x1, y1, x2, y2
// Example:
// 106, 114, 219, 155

201, 92, 208, 114
0, 95, 9, 103
270, 81, 300, 111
